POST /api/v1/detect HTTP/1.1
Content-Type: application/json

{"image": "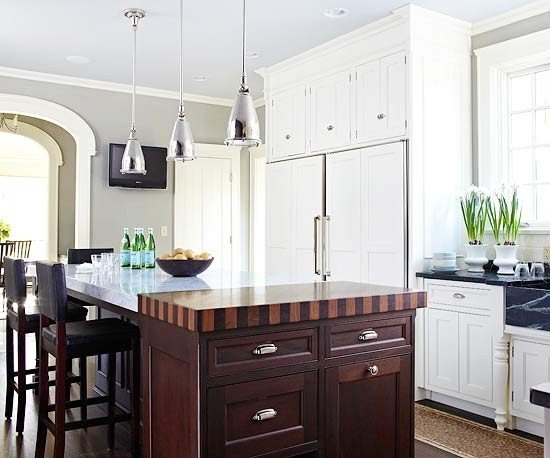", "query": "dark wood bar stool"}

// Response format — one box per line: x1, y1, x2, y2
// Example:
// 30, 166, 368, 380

35, 261, 140, 458
4, 257, 88, 435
